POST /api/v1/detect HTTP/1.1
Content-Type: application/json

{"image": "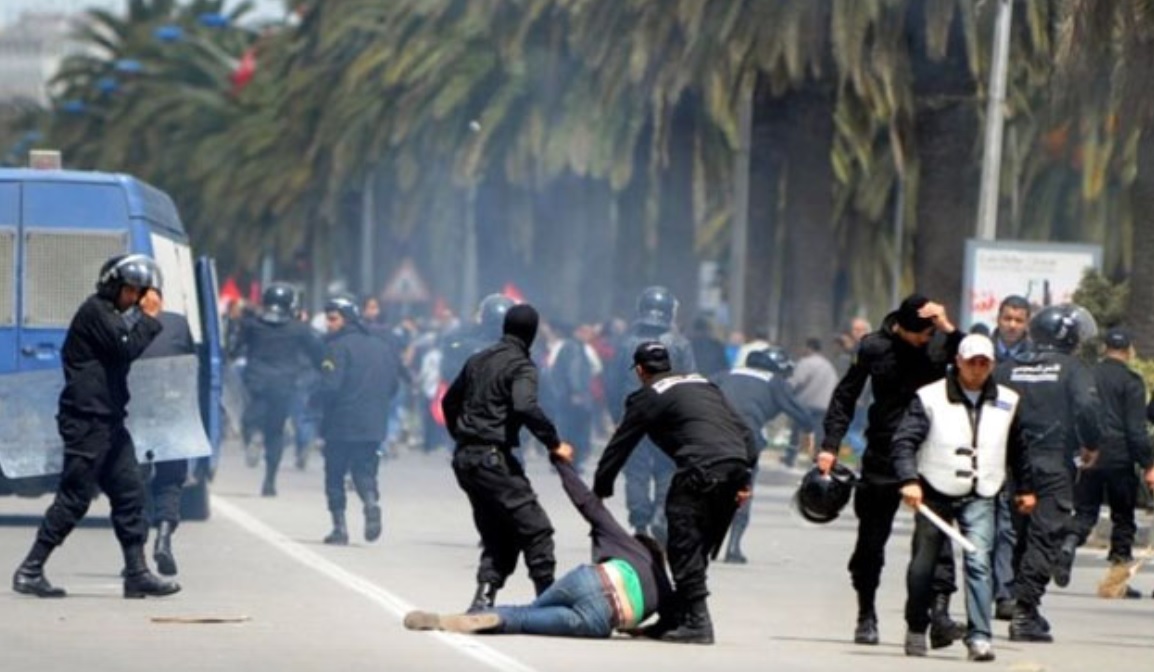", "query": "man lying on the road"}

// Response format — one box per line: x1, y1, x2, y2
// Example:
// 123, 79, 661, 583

403, 444, 675, 638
